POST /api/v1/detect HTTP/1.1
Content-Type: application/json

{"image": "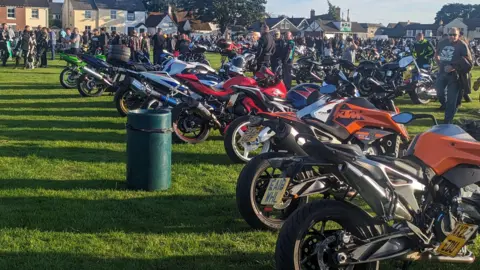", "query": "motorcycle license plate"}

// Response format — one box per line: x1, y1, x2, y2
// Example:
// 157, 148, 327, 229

436, 223, 478, 257
261, 178, 290, 206
238, 126, 262, 144
226, 93, 239, 108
